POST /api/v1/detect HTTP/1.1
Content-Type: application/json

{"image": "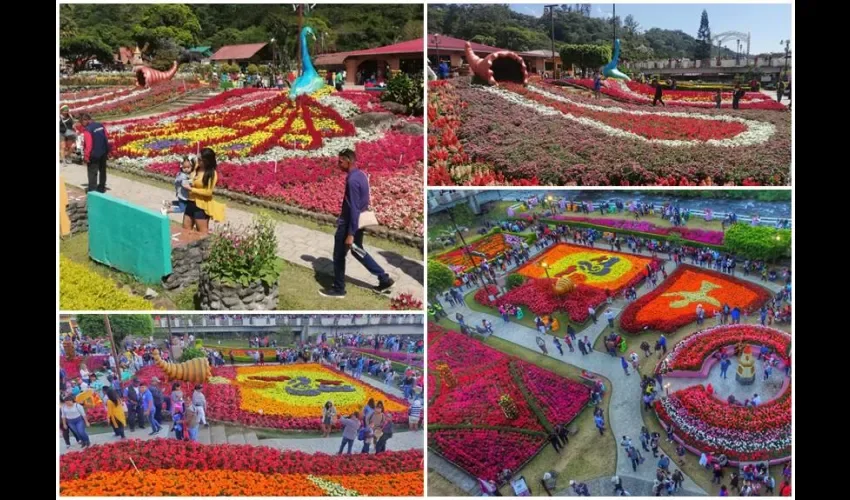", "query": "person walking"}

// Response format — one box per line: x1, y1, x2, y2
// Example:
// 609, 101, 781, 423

61, 396, 91, 448
567, 324, 577, 341
141, 383, 160, 435
564, 335, 574, 353
553, 337, 564, 356
650, 433, 660, 457
776, 80, 785, 103
192, 384, 208, 427
720, 357, 731, 378
105, 388, 126, 439
652, 79, 665, 106
59, 105, 76, 164
606, 309, 616, 329
640, 427, 651, 452
620, 356, 630, 376
627, 445, 642, 471
594, 413, 606, 435
79, 113, 110, 193
593, 72, 602, 99
408, 398, 422, 431
588, 306, 597, 323
337, 411, 361, 455
640, 341, 652, 358
577, 338, 588, 355
321, 149, 394, 298
124, 378, 144, 431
